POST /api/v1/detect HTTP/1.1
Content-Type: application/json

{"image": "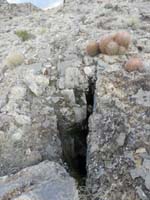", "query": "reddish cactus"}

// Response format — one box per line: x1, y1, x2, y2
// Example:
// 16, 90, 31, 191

86, 41, 99, 56
114, 31, 131, 49
124, 57, 144, 72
